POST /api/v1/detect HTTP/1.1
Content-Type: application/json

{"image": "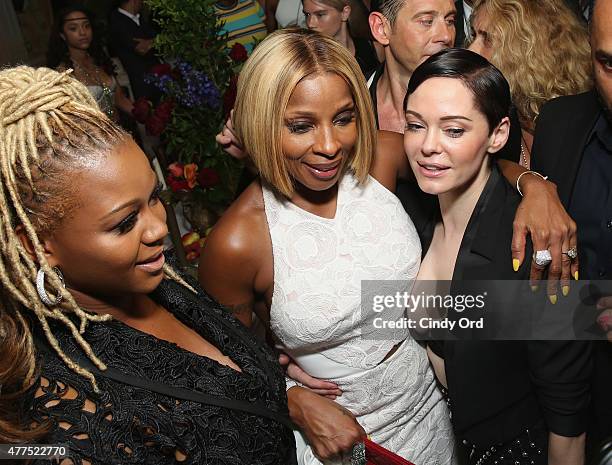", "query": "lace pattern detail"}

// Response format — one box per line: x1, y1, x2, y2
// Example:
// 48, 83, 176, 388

264, 174, 421, 368
262, 174, 456, 465
27, 268, 294, 465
